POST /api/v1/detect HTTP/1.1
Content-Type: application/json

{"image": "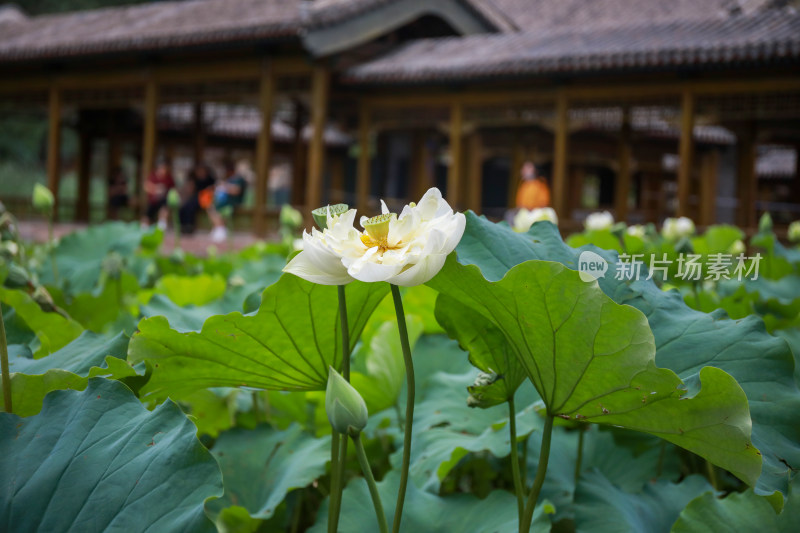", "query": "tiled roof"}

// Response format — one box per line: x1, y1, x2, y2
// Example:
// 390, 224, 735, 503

344, 8, 800, 84
0, 0, 303, 62
0, 0, 517, 62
